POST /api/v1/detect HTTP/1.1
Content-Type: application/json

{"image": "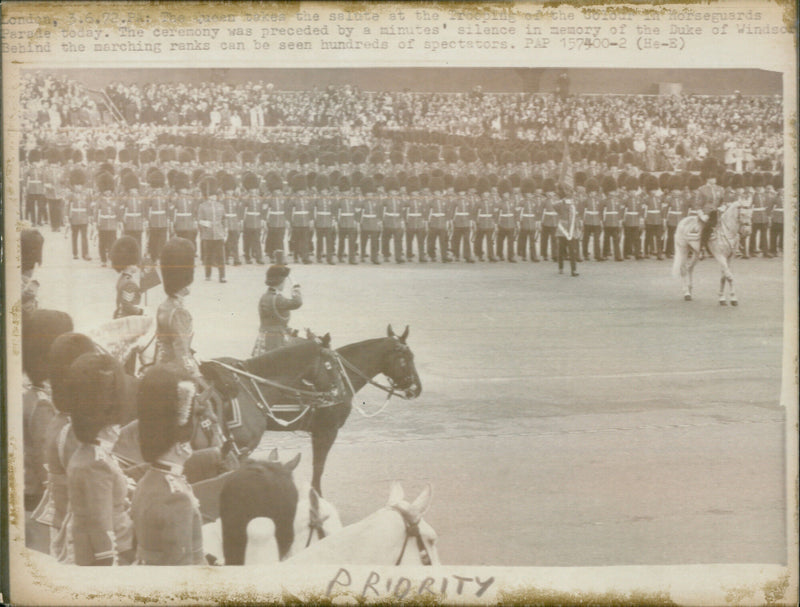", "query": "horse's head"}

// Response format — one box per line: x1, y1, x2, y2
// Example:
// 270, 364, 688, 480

309, 343, 348, 405
384, 325, 422, 399
287, 484, 343, 558
386, 482, 440, 566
